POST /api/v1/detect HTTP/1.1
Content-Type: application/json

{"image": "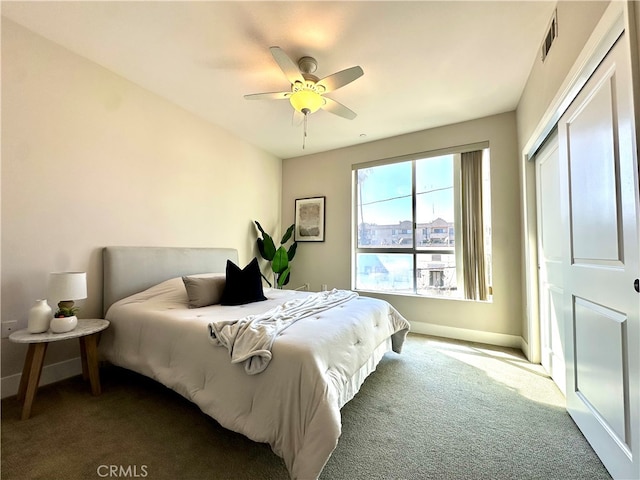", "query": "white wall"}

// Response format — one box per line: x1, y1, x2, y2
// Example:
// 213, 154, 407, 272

516, 1, 610, 146
1, 19, 282, 379
282, 112, 523, 346
515, 1, 610, 349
